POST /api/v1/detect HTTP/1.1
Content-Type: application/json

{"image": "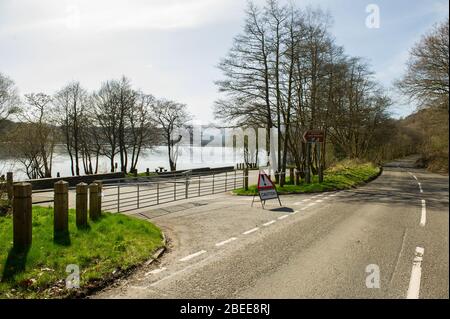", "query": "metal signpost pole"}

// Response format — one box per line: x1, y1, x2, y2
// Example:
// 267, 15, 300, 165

306, 142, 311, 184
318, 142, 323, 183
